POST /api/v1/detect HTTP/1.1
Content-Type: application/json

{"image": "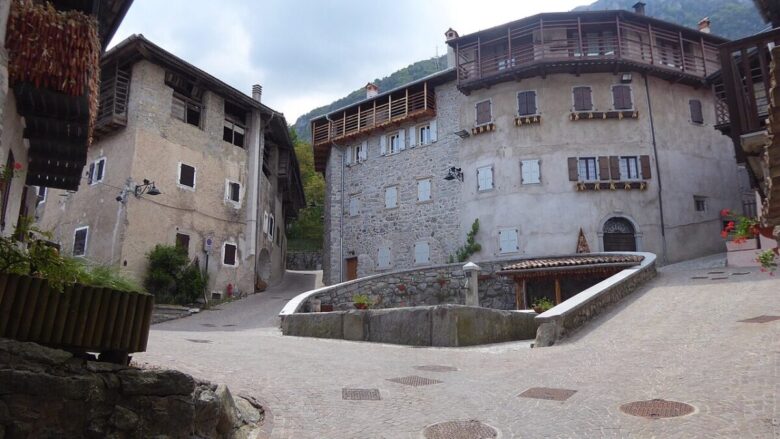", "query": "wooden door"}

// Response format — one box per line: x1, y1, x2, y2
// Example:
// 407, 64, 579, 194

603, 217, 637, 251
346, 257, 358, 281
